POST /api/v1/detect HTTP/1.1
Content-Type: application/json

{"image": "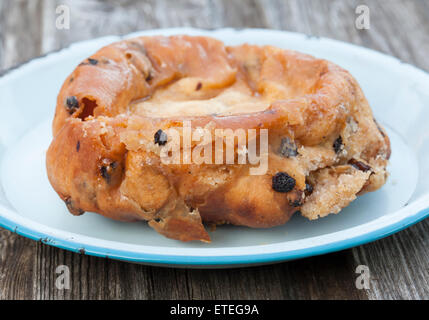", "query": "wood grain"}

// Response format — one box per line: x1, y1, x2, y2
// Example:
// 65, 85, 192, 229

0, 0, 428, 300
